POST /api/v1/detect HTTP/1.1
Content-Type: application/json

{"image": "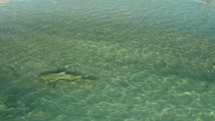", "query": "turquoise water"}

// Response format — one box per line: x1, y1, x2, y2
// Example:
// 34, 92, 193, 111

1, 0, 215, 120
